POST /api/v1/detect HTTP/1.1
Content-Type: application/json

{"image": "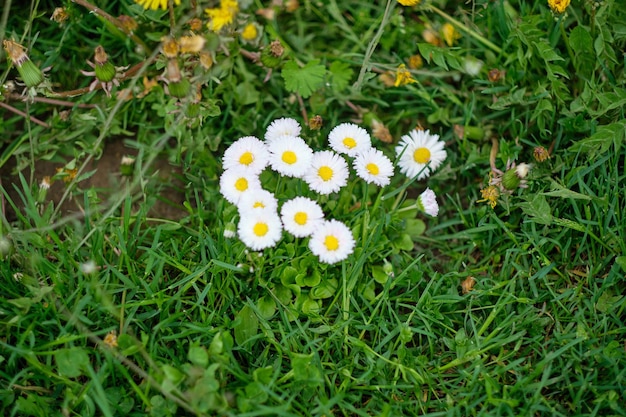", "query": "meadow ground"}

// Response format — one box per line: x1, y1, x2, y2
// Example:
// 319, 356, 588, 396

1, 0, 625, 416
